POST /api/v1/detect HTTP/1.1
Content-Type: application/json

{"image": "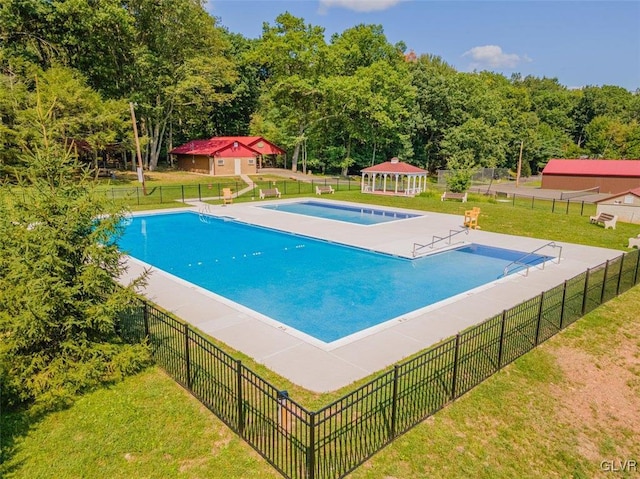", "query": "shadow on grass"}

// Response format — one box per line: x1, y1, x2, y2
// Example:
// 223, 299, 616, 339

0, 406, 48, 477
